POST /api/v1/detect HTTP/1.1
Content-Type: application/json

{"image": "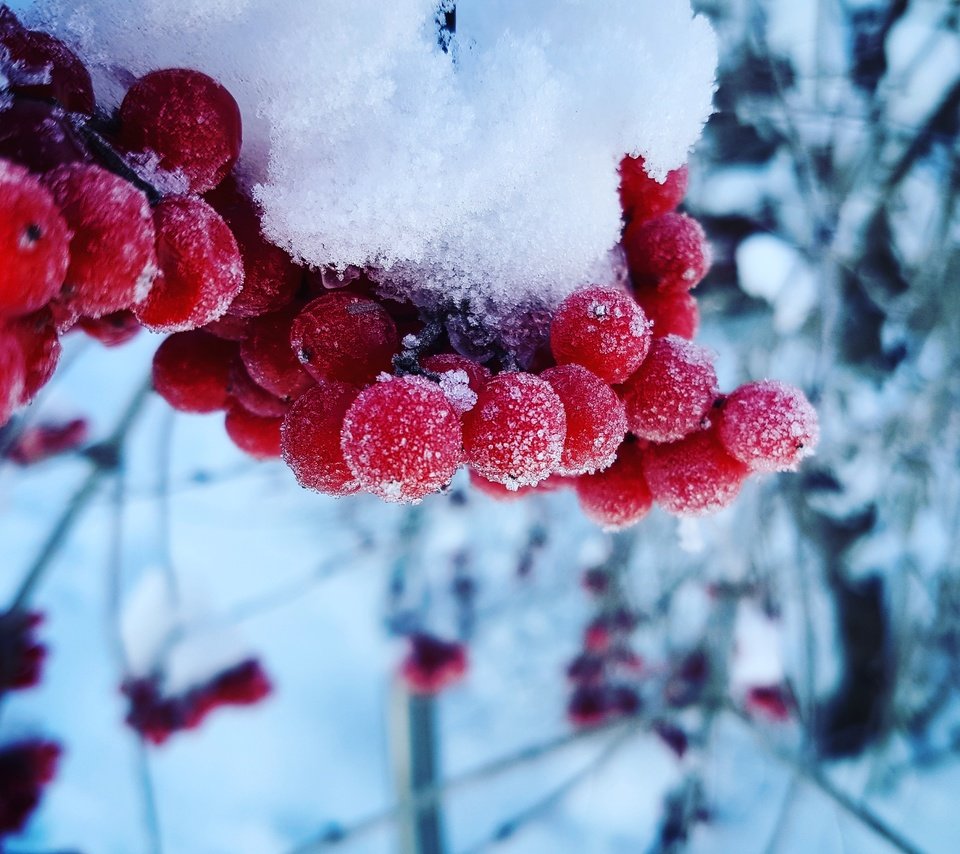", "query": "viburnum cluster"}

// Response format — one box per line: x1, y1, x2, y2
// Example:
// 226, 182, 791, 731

122, 658, 272, 746
0, 4, 818, 528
